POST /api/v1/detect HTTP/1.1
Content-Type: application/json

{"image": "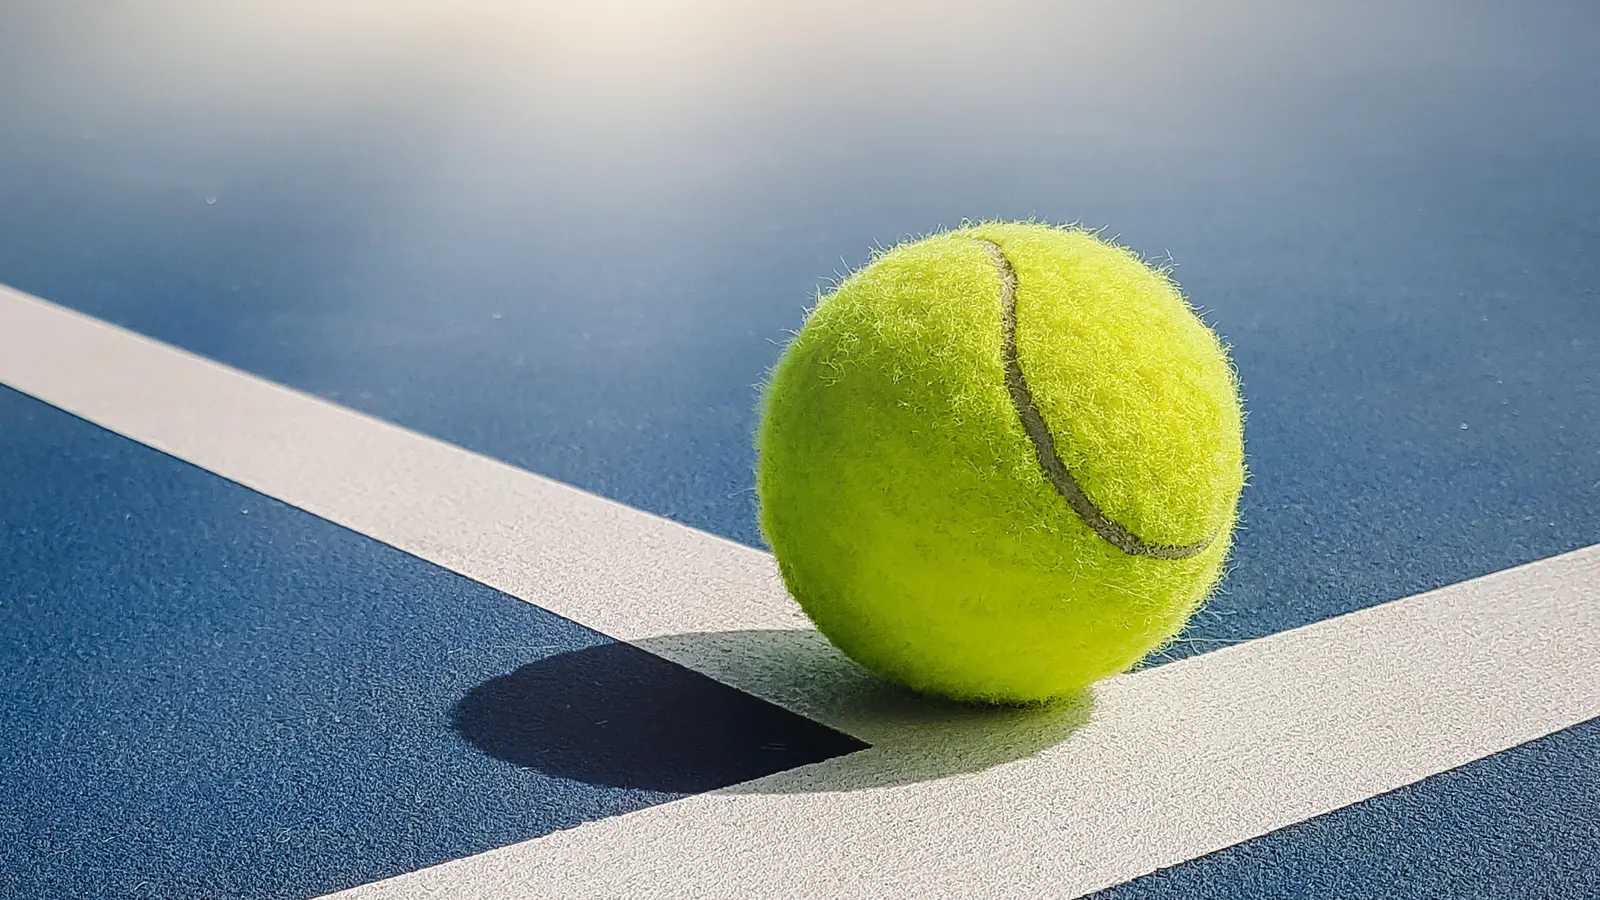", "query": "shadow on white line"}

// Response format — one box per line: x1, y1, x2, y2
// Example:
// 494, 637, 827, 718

641, 629, 1093, 794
